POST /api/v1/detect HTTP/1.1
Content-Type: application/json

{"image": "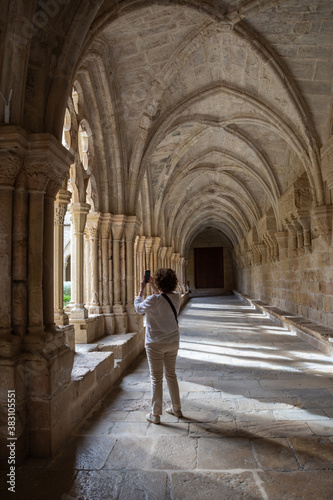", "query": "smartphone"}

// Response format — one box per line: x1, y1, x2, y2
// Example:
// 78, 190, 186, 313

144, 270, 150, 283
